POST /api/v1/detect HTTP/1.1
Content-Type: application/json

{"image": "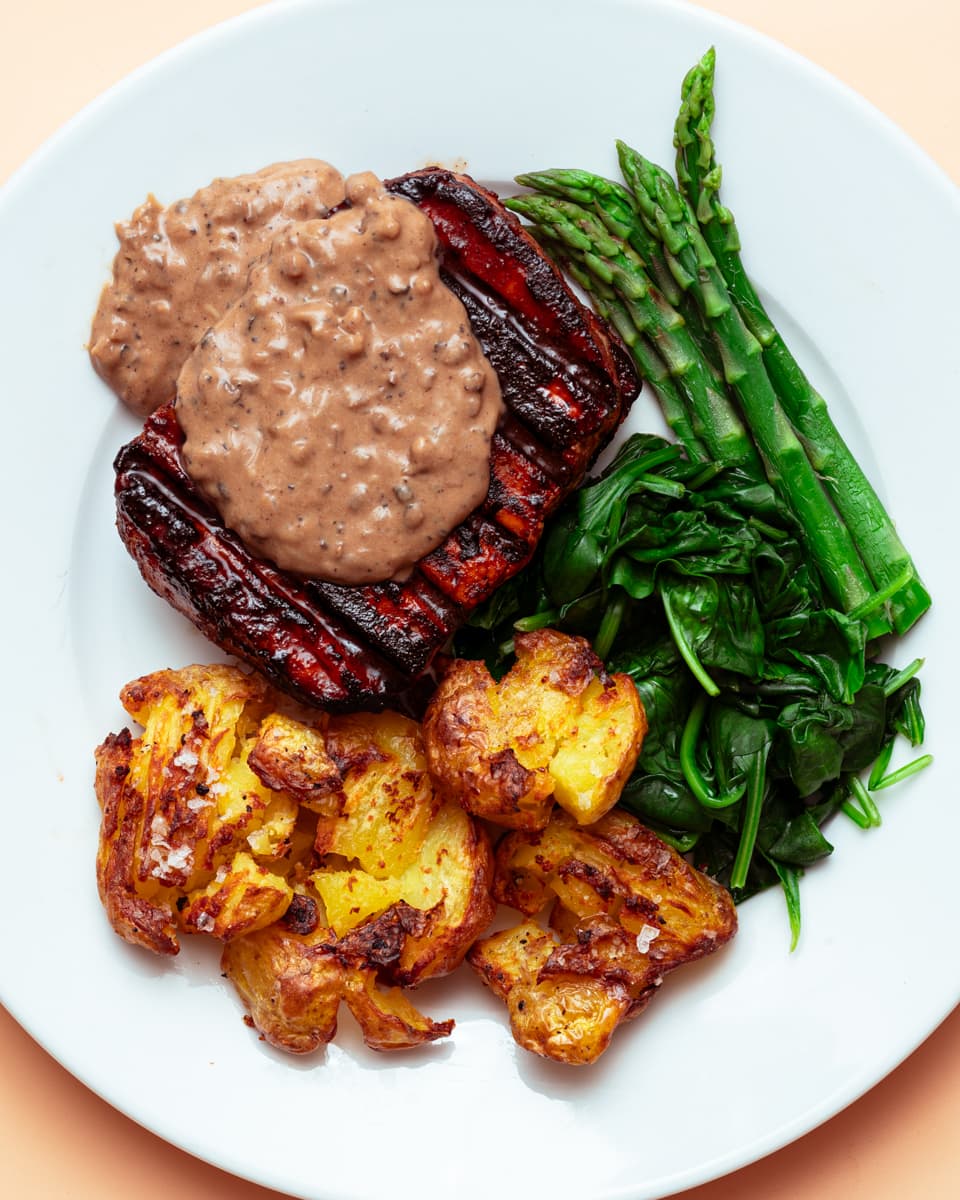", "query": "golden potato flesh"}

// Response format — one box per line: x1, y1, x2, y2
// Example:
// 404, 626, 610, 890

311, 711, 496, 985
315, 711, 441, 877
178, 852, 292, 941
94, 664, 302, 955
468, 808, 737, 1065
422, 628, 646, 830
